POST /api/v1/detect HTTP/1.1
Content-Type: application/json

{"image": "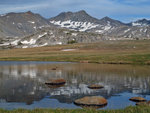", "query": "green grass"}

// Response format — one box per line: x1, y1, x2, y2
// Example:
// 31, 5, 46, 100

0, 40, 150, 65
0, 106, 150, 113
